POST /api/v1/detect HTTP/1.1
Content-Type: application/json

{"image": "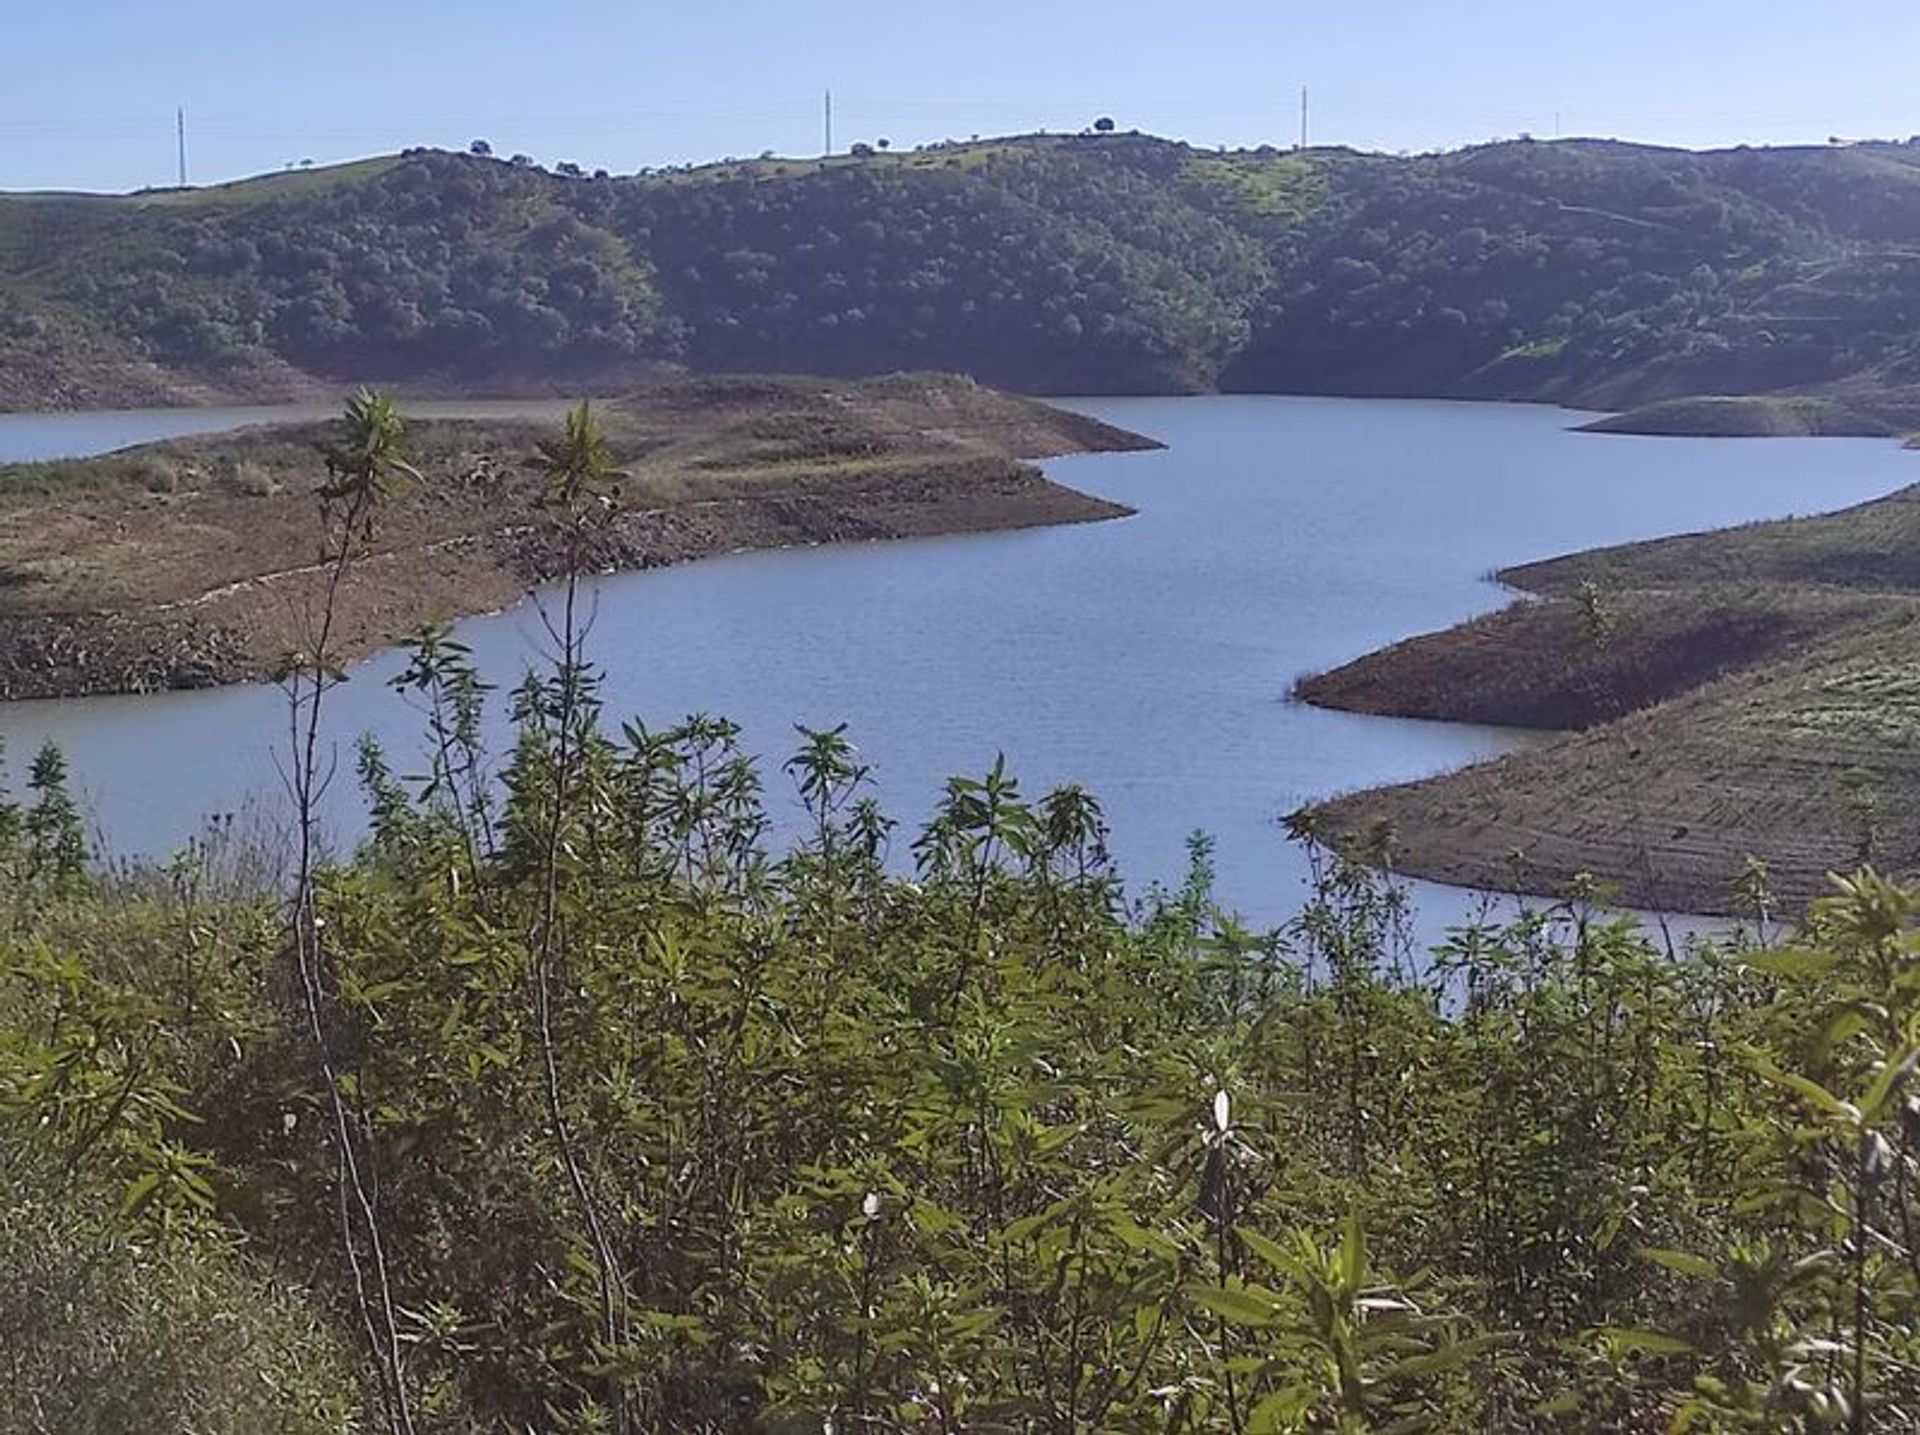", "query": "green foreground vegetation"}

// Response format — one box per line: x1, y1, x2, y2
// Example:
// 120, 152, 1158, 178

13, 398, 1920, 1432
13, 131, 1920, 412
